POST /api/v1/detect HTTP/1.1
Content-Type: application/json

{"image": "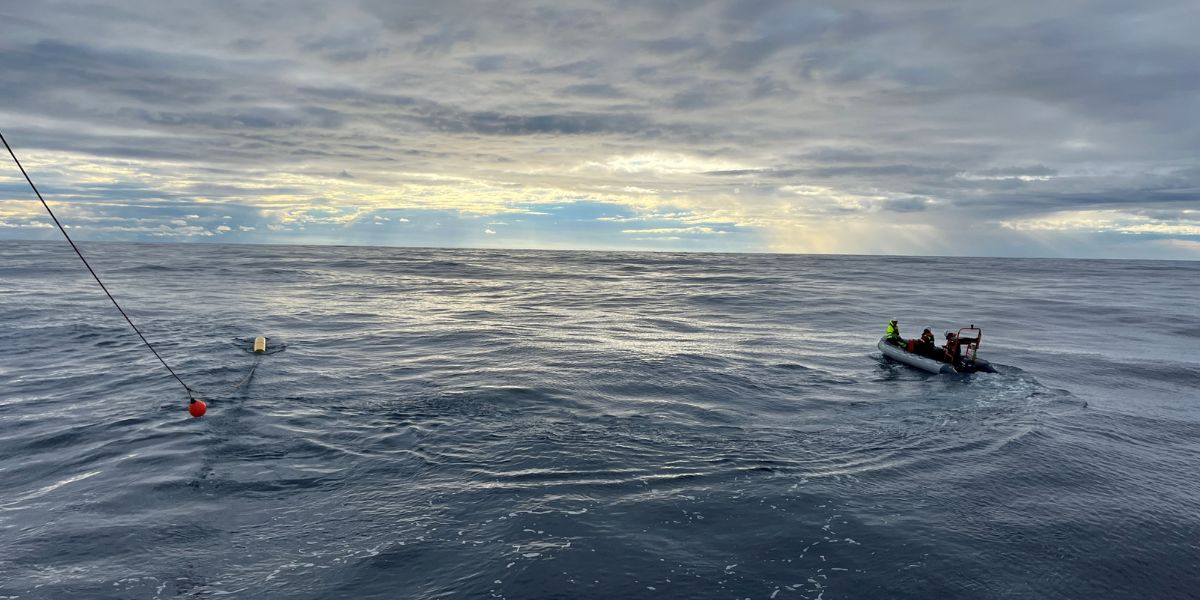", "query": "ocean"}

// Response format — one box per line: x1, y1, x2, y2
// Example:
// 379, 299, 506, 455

1, 240, 1197, 599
